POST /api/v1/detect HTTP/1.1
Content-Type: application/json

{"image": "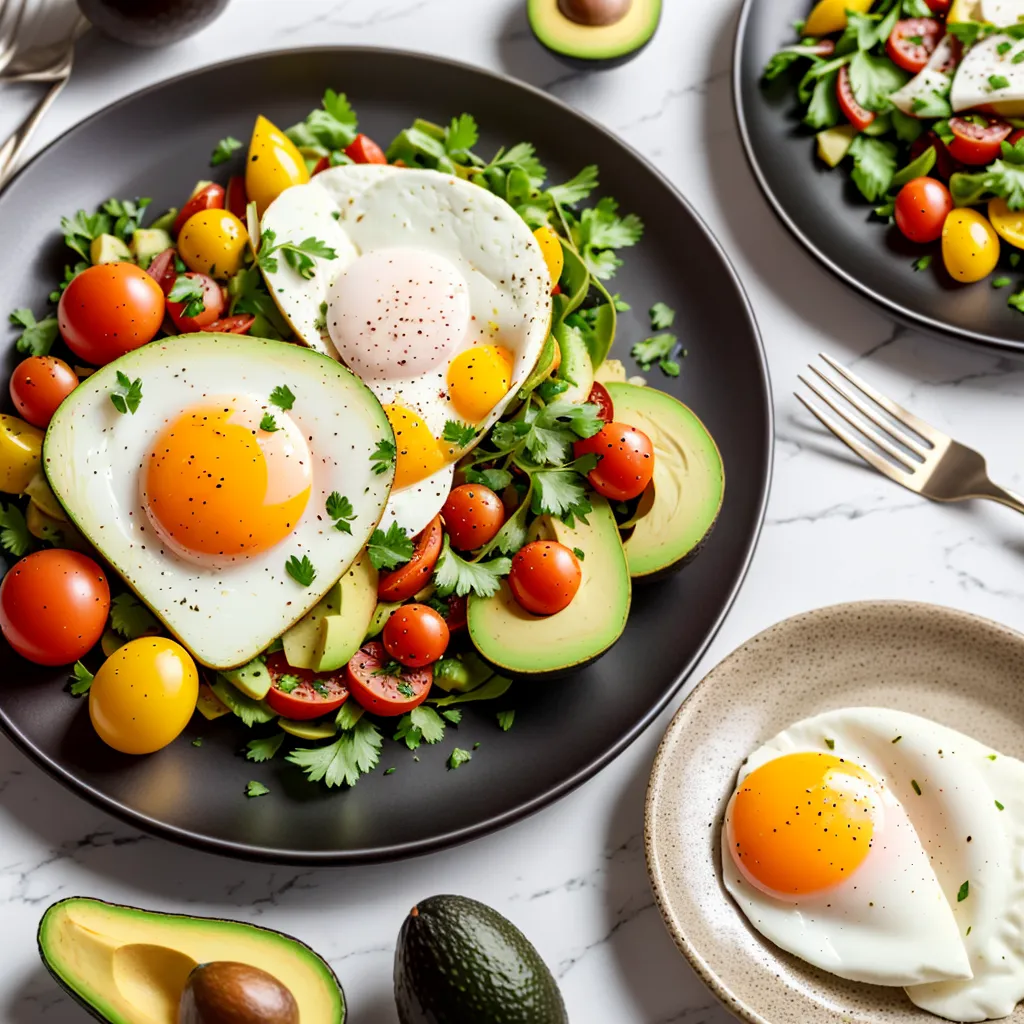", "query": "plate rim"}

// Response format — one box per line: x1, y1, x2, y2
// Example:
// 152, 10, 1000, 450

0, 44, 774, 864
732, 0, 1024, 355
644, 598, 1024, 1024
